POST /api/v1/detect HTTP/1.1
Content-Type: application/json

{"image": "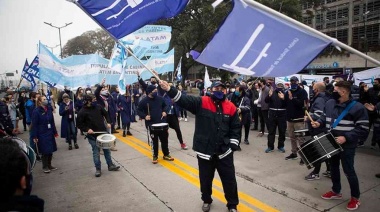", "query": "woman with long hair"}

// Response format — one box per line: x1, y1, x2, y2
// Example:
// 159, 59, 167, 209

31, 95, 58, 173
